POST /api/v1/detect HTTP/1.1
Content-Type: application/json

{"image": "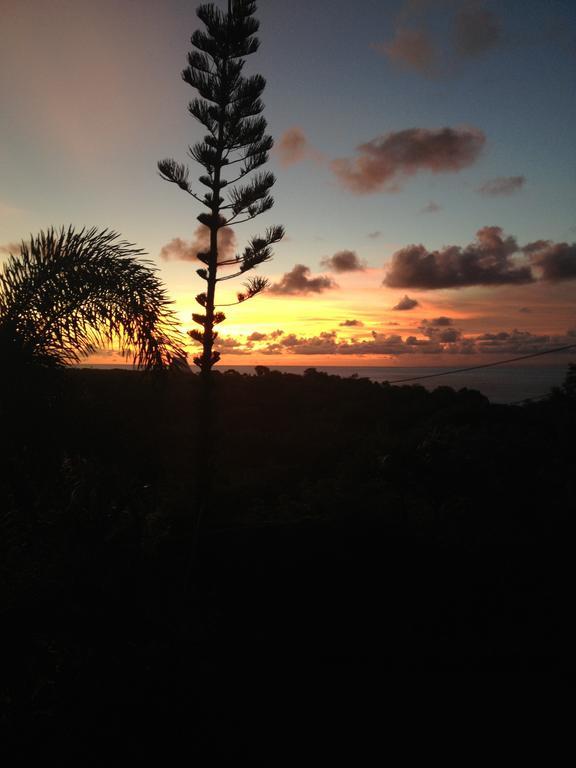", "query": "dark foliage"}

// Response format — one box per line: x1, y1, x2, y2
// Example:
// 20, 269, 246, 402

2, 365, 575, 751
0, 227, 185, 370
